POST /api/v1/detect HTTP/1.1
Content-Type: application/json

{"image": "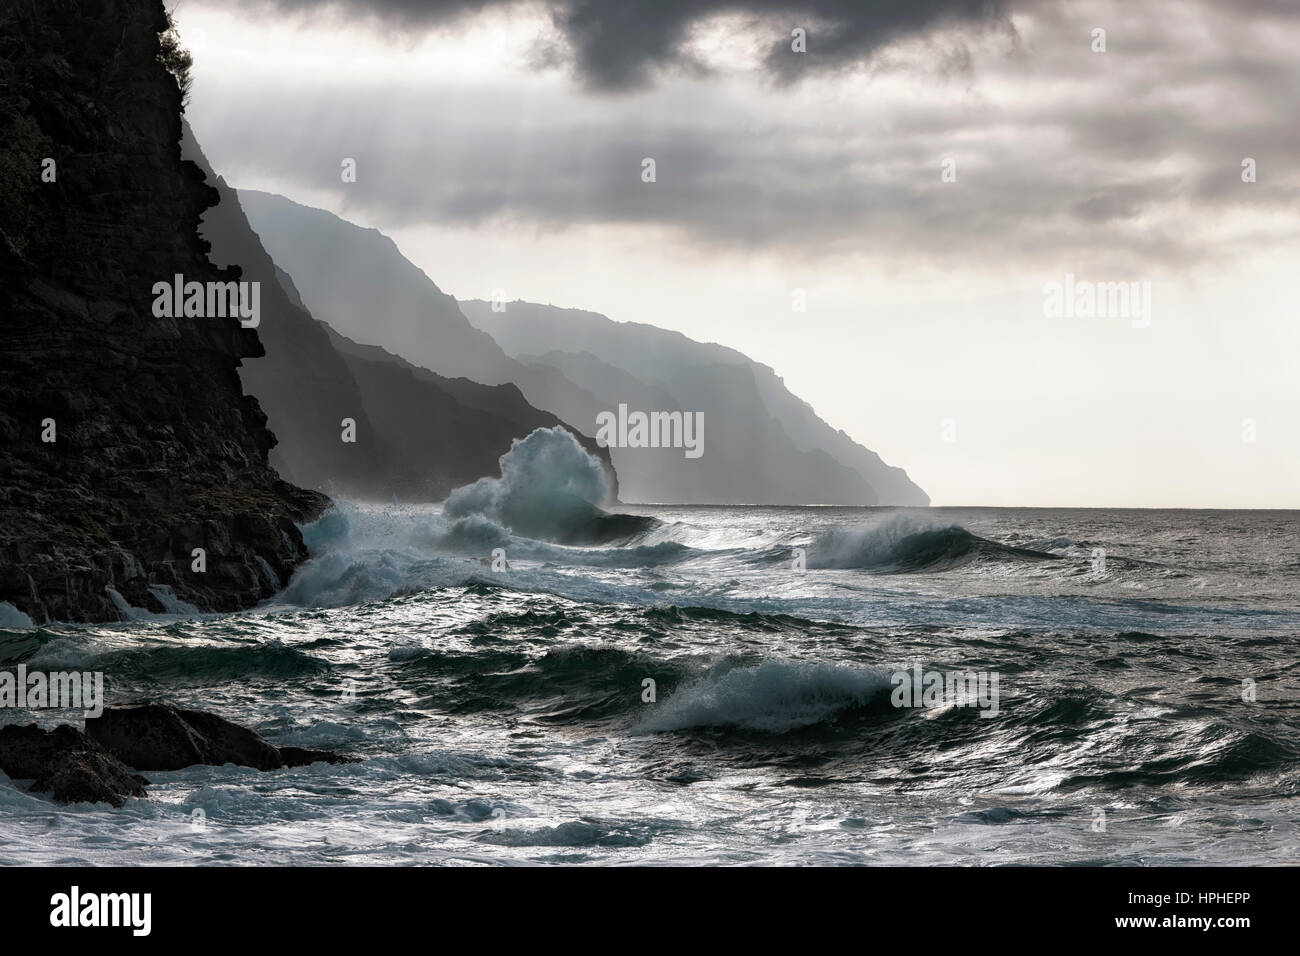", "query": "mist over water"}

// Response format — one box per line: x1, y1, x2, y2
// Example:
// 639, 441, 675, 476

3, 494, 1298, 865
